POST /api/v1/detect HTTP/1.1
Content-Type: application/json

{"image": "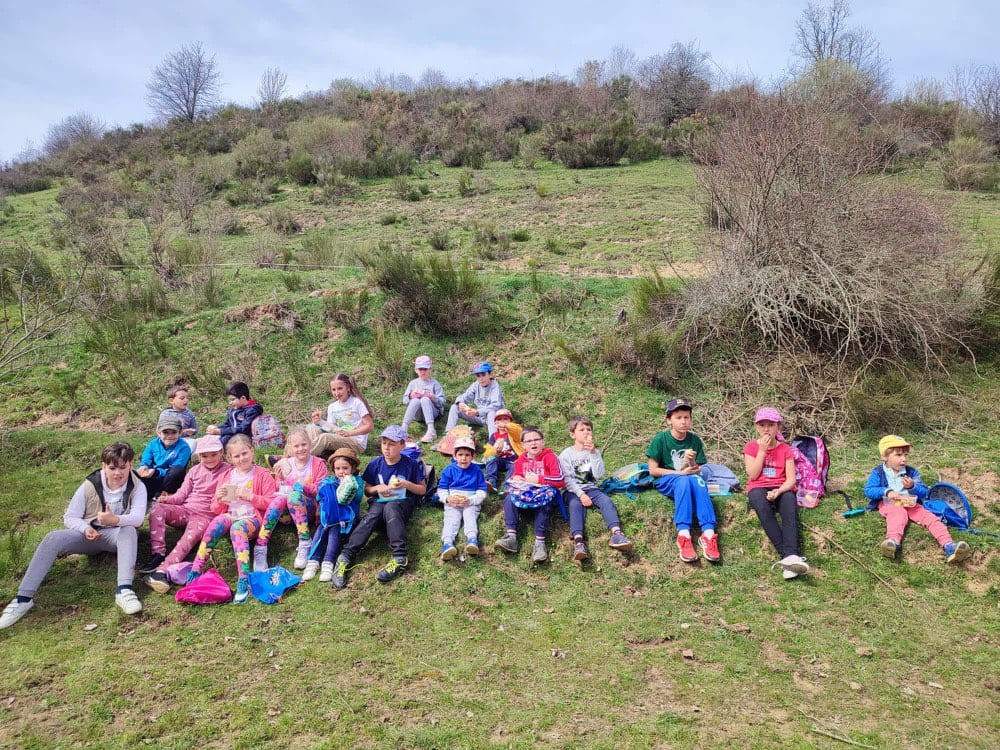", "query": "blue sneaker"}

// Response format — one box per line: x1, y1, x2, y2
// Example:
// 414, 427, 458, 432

185, 569, 201, 585
233, 578, 250, 604
464, 538, 480, 556
440, 543, 458, 561
944, 540, 971, 564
